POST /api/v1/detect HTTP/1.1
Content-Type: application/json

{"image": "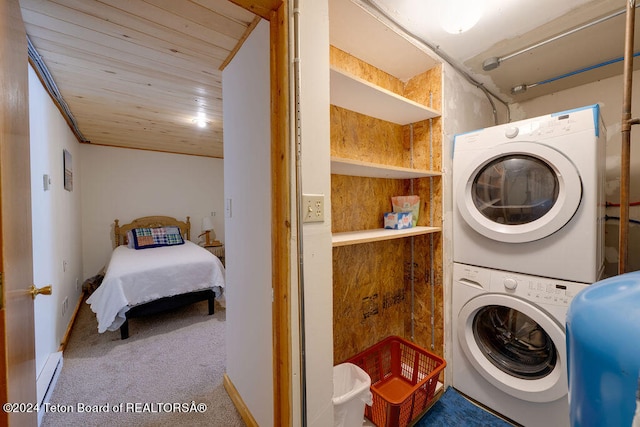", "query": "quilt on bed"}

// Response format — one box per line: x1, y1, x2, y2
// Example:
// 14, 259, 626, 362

86, 240, 225, 333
